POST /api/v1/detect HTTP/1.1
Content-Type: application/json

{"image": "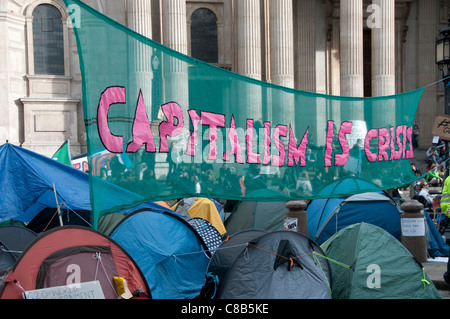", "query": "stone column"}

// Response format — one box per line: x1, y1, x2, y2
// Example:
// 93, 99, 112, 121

371, 0, 395, 96
161, 0, 188, 108
269, 0, 294, 89
236, 0, 262, 80
340, 0, 364, 97
162, 0, 188, 55
127, 0, 152, 38
161, 0, 189, 161
236, 0, 263, 123
340, 0, 364, 131
127, 0, 153, 118
269, 0, 294, 125
416, 0, 439, 147
371, 0, 395, 129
